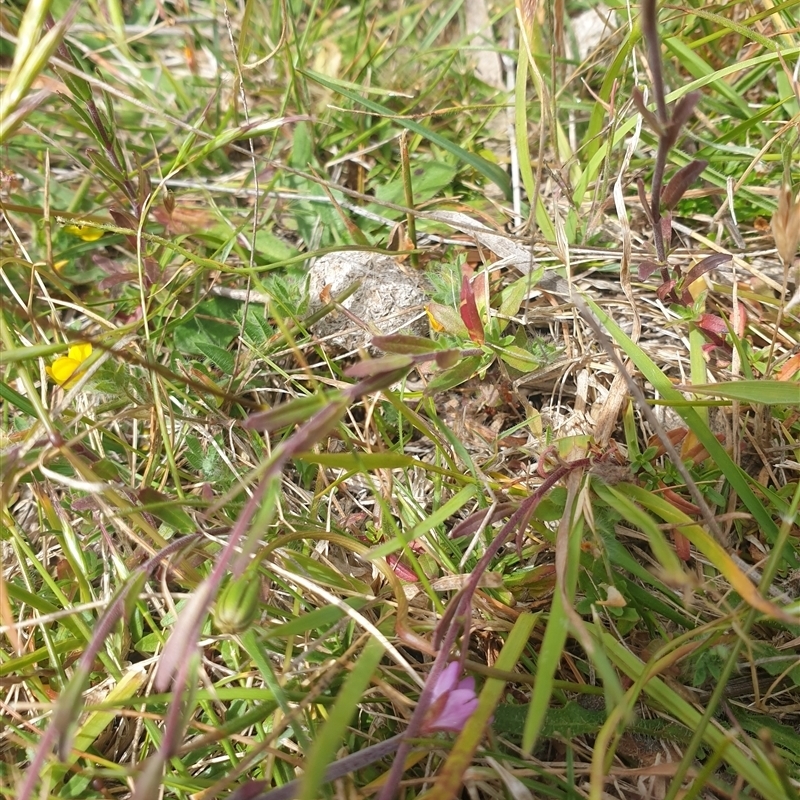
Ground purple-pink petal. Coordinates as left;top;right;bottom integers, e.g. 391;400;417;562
429;662;459;704
431;690;479;731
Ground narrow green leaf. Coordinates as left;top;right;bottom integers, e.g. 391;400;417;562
425;613;539;800
0;380;37;416
138;488;196;534
523;517;583;752
301;70;512;200
423;355;484;395
367;483;479;560
592;481;686;582
583;296;782;552
298;638;385;800
686;380;800;405
0;341;74;365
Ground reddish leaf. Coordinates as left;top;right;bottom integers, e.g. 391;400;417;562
109;208;139;249
109;208;138;229
387;555;418;582
683;253;731;285
637;177;653;225
345;354;414;378
342;367;413;399
665;90;702;149
98;272;138;289
733;302;747;338
152;202;216;235
660;212;672;246
632;87;665;135
696;313;728;336
777;351;800;381
371;334;439;354
449;503;518;539
280;399;349;459
647;427;688;457
459;276;485;345
656;279;677;302
638;259;661;280
672;529;692;561
662;159;708;210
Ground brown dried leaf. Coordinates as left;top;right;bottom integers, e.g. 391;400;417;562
771;185;800;265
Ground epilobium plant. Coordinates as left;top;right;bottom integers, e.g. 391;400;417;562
228;662;480;800
634;0;725;305
420;661;480;734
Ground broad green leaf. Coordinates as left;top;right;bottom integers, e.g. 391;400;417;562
496;344;541;372
374;162;457;206
173;296;240;357
426;302;469;338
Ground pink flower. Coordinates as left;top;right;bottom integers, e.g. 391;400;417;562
421;662;479;734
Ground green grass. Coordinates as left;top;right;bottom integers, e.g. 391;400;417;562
2;1;800;799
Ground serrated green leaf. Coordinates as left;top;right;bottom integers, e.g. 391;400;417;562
197;342;236;375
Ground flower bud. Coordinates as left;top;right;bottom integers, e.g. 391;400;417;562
213;570;262;635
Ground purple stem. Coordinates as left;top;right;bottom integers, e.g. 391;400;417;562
377;459;586;800
228;734;405;800
17;535;202;800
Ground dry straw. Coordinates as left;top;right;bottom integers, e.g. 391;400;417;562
772;184;800;267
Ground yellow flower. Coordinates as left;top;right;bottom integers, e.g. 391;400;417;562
63;223;105;242
46;343;92;388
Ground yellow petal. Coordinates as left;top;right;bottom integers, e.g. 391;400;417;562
425;305;445;333
67;343;92;363
63;223;104;242
49;357;81;386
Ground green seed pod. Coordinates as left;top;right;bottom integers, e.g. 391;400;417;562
213;570;262;634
